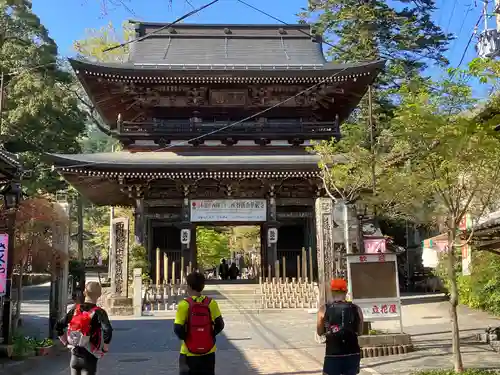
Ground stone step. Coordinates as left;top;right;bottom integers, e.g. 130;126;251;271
109;305;134;316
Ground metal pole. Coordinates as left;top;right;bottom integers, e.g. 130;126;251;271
496;0;500;31
0;71;4;136
108;144;115;275
343;202;351;254
77;195;84;262
2;209;17;346
368;85;375;196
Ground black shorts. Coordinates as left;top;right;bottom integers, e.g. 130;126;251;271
179;353;215;375
323;354;360;375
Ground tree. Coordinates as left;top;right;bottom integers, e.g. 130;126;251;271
377;76;500;372
196;228;230;271
300;0;452;131
0;0;88;194
7;196;69;330
70;22;134;262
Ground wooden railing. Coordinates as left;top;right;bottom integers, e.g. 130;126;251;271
118;119;340;140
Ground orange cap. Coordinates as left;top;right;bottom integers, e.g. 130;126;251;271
330;278;348;292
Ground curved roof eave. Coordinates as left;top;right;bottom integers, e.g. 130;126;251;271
69;58;386;76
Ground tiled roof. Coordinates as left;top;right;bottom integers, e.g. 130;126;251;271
128;23;326;68
47;149;321;170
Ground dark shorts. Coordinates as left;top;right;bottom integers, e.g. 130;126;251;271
70;352;98;375
323;354;361;375
179;353;216;375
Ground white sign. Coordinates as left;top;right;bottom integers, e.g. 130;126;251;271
349;253;396;264
356;300;401;320
268;228;278;245
462;243;471;276
180;229;191;245
190;199;266;222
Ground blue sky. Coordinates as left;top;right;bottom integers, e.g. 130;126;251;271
33;0;490;94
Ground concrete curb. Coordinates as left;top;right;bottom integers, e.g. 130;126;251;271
360;344;414;358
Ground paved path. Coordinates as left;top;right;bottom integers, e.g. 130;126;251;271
9;289;500;375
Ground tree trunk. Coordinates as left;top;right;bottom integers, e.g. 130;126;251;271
447;228;464;373
12;263;23;333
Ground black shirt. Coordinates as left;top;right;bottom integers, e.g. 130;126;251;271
56;302;113;350
324;302;360;356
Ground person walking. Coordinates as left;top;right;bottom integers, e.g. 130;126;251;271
56;281;113;375
174;271;225;375
219;259;229;280
316;278;363;375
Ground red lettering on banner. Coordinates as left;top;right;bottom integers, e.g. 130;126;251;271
378;254;386;262
389;304;397;314
359;255;367;262
372;305;379;314
380;304;388;314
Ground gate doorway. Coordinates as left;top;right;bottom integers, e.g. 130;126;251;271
196;225;261;282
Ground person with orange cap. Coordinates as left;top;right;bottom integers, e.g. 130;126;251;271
316;278;364;375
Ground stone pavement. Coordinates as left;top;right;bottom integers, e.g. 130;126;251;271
8;293;500;375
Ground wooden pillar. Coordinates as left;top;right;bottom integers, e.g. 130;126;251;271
180;184;192;278
134;198;145;246
266;185;278;277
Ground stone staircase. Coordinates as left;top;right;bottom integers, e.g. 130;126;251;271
203;283;265;314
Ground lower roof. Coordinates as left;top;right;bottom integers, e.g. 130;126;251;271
48;149;323;206
48;149;321;173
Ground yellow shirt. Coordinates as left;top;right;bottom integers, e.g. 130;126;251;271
174;295;222;356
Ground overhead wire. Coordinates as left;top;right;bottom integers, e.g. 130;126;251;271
102;0;220;53
457;12;484;66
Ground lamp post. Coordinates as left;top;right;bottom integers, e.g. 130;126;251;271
354;201;367;253
1;181;21;347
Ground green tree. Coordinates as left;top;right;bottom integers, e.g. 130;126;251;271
71;22;134;261
0;0;88;194
377;76;500;372
196;228;230;271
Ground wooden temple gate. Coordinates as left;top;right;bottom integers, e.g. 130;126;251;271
48;22;383;312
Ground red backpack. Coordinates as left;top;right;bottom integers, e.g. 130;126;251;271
66;305;104;358
184;297;214;355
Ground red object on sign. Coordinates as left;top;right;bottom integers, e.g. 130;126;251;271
359;255;367;262
378;254;385;262
389;304;397;313
372;305;379;314
380;304;388;313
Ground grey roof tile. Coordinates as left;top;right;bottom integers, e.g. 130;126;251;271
128;23;326;68
47;149;320;170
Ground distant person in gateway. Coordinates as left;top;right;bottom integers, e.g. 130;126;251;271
316;278;364;375
219;258;229;280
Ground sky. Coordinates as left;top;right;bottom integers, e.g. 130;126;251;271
32;0;492;95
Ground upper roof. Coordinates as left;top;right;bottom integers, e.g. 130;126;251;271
126;22;326;69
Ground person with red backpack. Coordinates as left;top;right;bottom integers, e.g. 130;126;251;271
56;281;113;375
316;278;364;375
174;272;225;375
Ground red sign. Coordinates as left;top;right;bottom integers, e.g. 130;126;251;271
371;303;397;315
378;254;386;262
359;255;367;262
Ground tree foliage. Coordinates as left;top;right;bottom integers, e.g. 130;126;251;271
0;0;88;194
196;228;230;271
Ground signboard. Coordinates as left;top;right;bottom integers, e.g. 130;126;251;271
0;234;9;296
180;229;191;245
190;199;266;222
268;228;278;245
357;300;400;320
347;253;403;330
